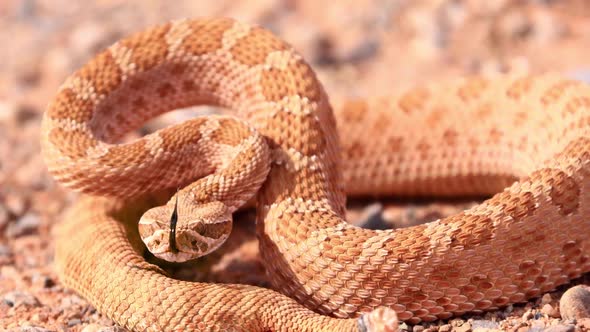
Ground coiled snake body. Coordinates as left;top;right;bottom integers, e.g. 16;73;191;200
41;18;590;331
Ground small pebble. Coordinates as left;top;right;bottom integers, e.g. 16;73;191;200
471;319;500;330
530;320;546;329
412;325;425;332
541;293;553;305
0;244;14;264
522;309;534;321
31;273;55;289
578;318;590;329
56;294;87;314
5;213;40;237
560;285;590;320
504;304;514;314
31;312;48;323
68;318;82;327
0;204;9;230
81;324;103;332
2;290;41;308
98;327;129;332
454;322;472;332
543;325;575;332
4;195;27;216
353;203;386;229
439;324;452;332
541;303;560;318
397;322;409;331
18;327;52;332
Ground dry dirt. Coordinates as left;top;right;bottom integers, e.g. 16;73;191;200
1;1;590;331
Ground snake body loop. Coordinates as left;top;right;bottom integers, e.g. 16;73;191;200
42;18;590;331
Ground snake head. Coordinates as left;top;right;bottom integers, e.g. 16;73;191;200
138;199;232;263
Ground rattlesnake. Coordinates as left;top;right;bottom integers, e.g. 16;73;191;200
41;17;590;331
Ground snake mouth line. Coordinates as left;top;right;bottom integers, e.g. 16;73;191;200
169;195;179;253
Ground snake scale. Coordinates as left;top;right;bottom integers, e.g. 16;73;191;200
40;18;590;331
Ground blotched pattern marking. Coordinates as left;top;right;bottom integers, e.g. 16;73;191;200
120;23;172;72
230;26;289;66
47;88;95;123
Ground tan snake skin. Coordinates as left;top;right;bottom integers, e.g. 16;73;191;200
41;18;590;331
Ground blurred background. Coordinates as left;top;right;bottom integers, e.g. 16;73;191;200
1;0;590;331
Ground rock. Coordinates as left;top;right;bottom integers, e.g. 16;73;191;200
396;322;409;331
541;303;560;318
98;326;129;332
521;309;535;321
58;294;85;310
530;320;546;330
0;244;14;265
543;324;575;332
5;213;39;237
412;325;425;332
2;290;41;308
439;324;452;332
0;204;9;230
560;285;590;320
346;202;382;227
449;318;471;332
4;194;27;217
30;312;48;323
454;322;472;332
81;324;102;332
504;304;514;314
471;319;500;331
0;100;25;124
541;293;553;305
18;327;52;332
578;318;590;329
31;273;55;289
357;203;388;230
